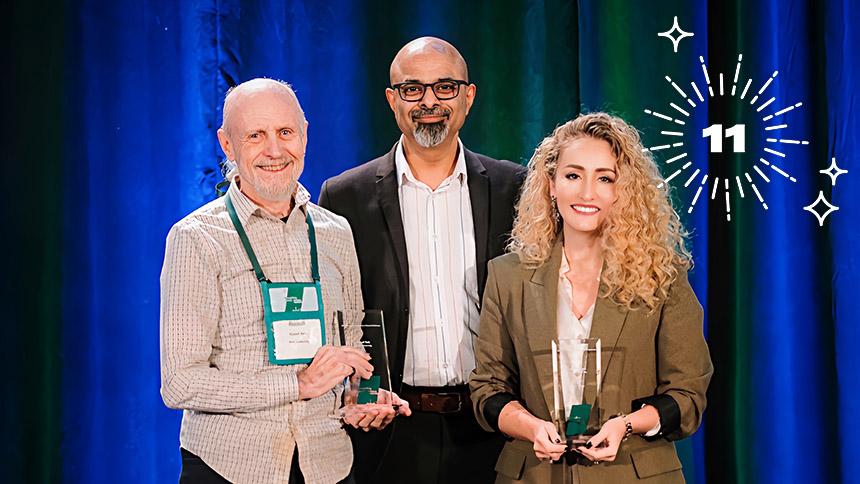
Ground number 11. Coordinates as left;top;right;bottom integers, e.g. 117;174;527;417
702;124;746;153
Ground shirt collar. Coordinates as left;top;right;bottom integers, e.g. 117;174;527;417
394;135;468;188
558;249;598;321
558;248;603;281
226;174;310;222
559;248;571;276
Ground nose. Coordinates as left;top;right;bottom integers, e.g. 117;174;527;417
418;86;441;108
263;133;283;158
578;178;596;201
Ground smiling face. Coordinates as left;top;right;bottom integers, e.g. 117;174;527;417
550;137;619;236
217;81;308;206
385;39;475;148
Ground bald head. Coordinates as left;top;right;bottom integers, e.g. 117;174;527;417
389;37;468;84
221;78;306;136
216;77;309;210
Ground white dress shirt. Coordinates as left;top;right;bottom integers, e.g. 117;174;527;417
396;137;481;386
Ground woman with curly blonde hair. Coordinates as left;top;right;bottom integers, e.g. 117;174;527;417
470;113;712;483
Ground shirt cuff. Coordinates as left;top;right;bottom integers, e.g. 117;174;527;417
632;394;679;440
643;422;661;437
483;393;517;432
266;369;301;406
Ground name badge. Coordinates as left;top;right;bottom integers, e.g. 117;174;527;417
262;281;326;365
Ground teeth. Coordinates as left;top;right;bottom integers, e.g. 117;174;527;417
259;164;287;171
573;205;598;213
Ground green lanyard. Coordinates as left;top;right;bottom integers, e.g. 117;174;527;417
225;194;320;283
225;193;326;365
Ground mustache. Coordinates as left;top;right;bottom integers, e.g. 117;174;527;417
411;107;450;120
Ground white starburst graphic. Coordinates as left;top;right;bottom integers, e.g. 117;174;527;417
645;53;810;221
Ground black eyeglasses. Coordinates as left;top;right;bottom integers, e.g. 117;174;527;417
390;80;470;101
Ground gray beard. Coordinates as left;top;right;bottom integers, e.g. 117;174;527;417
413;122;449;148
256;177;297;202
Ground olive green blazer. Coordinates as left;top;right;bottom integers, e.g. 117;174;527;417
469;243;713;483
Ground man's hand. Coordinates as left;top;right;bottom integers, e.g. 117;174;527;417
297;346;373;400
341;389;411;431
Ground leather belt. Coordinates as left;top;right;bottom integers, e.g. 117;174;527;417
399;384;472;415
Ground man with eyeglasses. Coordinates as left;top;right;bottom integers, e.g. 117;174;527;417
319;37;526;483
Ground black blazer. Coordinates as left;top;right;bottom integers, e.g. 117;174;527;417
319;144;526;391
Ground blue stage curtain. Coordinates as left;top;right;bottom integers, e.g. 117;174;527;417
825;0;860;480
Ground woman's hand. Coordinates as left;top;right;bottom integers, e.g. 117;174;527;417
575;416;627;463
498;400;566;462
531;420;567;462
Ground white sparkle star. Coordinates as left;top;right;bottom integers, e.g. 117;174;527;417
820;157;848;186
658;16;694;53
803;190;839;227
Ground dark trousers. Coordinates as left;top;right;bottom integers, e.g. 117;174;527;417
368;410;505;484
179;448;231;484
179;447;355;484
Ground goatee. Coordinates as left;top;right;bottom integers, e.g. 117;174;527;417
413;121;449;148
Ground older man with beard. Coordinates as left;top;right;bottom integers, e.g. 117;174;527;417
160;78;409;484
319;38;526;483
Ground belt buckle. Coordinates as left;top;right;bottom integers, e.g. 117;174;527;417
436;392;463;414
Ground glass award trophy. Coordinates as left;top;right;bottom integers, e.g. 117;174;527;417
341;309;396;407
330;310;400;423
551;337;602;446
356;309;390;403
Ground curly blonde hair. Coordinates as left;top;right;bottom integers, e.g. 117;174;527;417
508;112;691;311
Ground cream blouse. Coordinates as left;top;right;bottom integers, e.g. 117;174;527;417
556;250;660;436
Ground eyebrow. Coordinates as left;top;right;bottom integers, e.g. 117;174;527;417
243;124;296;135
401;77;458;83
561;163;617;174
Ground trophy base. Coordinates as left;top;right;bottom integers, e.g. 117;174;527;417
565;434;592;448
356;375;381;404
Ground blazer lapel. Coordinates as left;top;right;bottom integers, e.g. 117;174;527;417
465;150;490;298
374;147;410;370
375;147;408;288
524;241;563;419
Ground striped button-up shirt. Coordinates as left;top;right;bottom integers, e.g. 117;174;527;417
160;177;363;483
396;138;481;386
